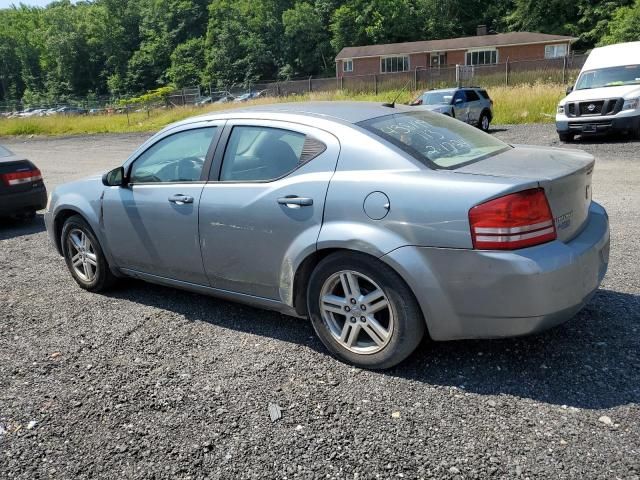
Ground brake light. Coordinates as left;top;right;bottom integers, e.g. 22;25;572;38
1;168;42;186
469;188;556;250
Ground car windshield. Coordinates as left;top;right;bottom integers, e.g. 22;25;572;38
359;110;510;169
575;65;640;90
421;90;455;105
0;145;14;157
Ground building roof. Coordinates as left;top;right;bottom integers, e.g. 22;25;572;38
335;32;577;60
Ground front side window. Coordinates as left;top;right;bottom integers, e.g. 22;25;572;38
358;111;510;169
452;90;466;104
381;56;409;73
575;64;640;90
220;126;309;182
343;59;353;72
545;44;568;59
466;50;497;65
130;127;216;183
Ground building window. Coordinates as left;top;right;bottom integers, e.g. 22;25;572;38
381;56;409;73
466;49;497;66
545;44;568;59
343;59;353;73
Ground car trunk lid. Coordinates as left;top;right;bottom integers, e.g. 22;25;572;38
0;156;42;195
455;145;594;242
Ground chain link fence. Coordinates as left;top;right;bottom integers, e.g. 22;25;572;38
1;54;588;115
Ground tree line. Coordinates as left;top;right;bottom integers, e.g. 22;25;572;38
0;0;639;104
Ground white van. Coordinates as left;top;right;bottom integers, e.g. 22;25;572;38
556;41;640;141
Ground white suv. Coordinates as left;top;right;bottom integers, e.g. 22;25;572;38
556;41;640;142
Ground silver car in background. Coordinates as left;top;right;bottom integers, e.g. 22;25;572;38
411;87;494;131
45;102;609;369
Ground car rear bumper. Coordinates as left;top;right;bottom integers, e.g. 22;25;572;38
382;202;610;341
556;111;640;135
0;186;47;216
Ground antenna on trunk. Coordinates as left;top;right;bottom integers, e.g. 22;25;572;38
382;79;413;108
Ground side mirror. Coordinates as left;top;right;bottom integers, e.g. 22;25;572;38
566;85;573;95
454;98;464;104
102;166;125;187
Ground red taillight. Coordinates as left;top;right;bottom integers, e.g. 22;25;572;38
469;188;557;250
1;168;42;186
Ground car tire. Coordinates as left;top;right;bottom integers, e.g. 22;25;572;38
559;132;575;142
61;215;116;292
478;112;491;131
307;251;425;369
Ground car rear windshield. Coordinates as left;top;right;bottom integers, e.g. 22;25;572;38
358;110;510;169
575;64;640;90
0;145;13;157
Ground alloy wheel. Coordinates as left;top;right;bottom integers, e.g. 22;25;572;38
319;270;395;354
67;228;98;283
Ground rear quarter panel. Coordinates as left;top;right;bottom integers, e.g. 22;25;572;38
319;128;540;254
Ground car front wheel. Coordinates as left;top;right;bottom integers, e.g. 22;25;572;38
307;252;425;369
61;215;115;292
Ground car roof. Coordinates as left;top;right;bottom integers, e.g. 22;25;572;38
174;101;415;127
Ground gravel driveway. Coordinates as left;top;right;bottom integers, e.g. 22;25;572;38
1;125;639;479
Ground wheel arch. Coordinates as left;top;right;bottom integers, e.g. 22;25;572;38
52;207;86;255
481;107;493;121
291;247;431;339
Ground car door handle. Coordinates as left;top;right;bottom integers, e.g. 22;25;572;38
168;194;194;205
277;196;313;207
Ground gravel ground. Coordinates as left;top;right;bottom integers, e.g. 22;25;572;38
1;125;639;479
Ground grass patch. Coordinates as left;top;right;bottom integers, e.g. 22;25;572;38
0;84;565;137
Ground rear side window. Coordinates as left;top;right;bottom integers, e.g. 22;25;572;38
478;89;490;99
220;126;325;182
358;110;510;169
465;89;480;101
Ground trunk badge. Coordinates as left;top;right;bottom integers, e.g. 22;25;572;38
555;211;573;230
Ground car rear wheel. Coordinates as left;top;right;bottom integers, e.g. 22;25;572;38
307;252;425;369
478;112;491;131
61;215;115;292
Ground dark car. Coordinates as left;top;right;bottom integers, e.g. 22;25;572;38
0;145;47;220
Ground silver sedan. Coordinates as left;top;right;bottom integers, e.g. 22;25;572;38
45;102;610;369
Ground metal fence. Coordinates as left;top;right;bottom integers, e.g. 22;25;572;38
1;54;588;114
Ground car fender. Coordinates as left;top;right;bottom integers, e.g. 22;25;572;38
51;192;118;270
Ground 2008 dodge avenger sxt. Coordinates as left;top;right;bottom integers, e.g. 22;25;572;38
45;102;610;369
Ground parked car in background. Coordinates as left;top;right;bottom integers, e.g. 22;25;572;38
214;95;235;104
233;91;267;103
0;145;47;221
196;96;213;106
56;106;87;116
556;41;640;142
45;102;609;369
410;87;494;131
